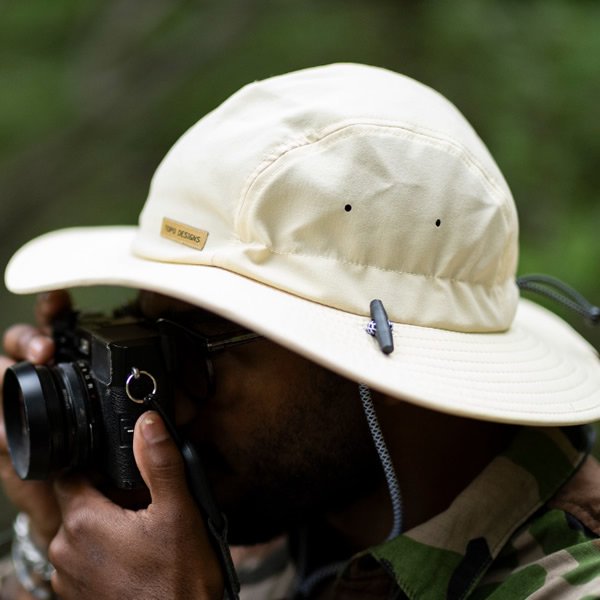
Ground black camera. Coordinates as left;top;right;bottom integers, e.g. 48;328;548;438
3;312;172;489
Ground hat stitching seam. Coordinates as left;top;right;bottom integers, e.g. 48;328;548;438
237;120;512;235
404;344;587;370
406;366;581;386
404;352;555;363
247;242;510;291
412;389;588;407
387;328;527;342
398;391;593;414
405;373;594;402
235;133;314;232
397;349;558;368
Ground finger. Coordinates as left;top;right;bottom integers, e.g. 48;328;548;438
0;417;8;452
3;324;54;363
133;411;189;510
54;476;111;518
0;355;15;373
35;291;72;330
0;355;15;395
0;450;61;543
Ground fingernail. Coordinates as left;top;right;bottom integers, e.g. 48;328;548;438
26;336;47;362
141;413;169;444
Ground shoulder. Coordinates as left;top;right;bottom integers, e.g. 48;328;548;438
473;456;600;599
549;454;600;536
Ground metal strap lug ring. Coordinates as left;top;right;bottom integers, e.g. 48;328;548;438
125;367;158;404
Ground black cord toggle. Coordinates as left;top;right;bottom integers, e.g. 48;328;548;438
367;299;394;354
517;274;600;326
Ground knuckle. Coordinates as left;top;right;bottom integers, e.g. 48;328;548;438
62;508;89;538
1;328;14;354
152;443;184;473
2;325;28;352
142;441;185;488
3;325;34;358
48;533;67;569
2;325;53;364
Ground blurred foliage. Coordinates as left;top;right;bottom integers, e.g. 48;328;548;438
0;0;598;339
0;0;598;529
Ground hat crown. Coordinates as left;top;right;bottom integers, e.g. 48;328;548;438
134;63;519;332
7;63;600;425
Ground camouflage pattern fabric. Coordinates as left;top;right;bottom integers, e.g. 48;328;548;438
362;425;600;599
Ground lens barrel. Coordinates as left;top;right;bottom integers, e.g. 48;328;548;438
3;361;95;480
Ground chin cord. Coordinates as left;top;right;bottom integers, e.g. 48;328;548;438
358;383;404;539
296;383;403;597
517;274;600;325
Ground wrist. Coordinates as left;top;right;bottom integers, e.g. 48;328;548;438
11;514;55;600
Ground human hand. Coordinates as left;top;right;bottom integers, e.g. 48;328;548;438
48;410;224;600
0;291;72;548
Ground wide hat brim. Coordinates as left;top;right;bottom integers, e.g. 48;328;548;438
6;226;600;426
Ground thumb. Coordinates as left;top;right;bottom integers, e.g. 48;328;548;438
133;411;189;509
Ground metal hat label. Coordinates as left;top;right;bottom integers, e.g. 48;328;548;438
161;217;208;250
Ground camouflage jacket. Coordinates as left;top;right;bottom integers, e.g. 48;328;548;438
331;425;600;599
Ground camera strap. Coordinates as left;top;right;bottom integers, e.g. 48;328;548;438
142;393;241;600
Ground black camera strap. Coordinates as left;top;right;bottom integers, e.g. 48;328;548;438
142;393;240;600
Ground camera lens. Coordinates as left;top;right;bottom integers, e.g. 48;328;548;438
3;361;96;480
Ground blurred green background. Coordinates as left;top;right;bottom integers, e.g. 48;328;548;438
0;0;598;545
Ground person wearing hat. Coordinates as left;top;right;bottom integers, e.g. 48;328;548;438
1;63;599;599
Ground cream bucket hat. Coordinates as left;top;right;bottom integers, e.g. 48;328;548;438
5;63;600;425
